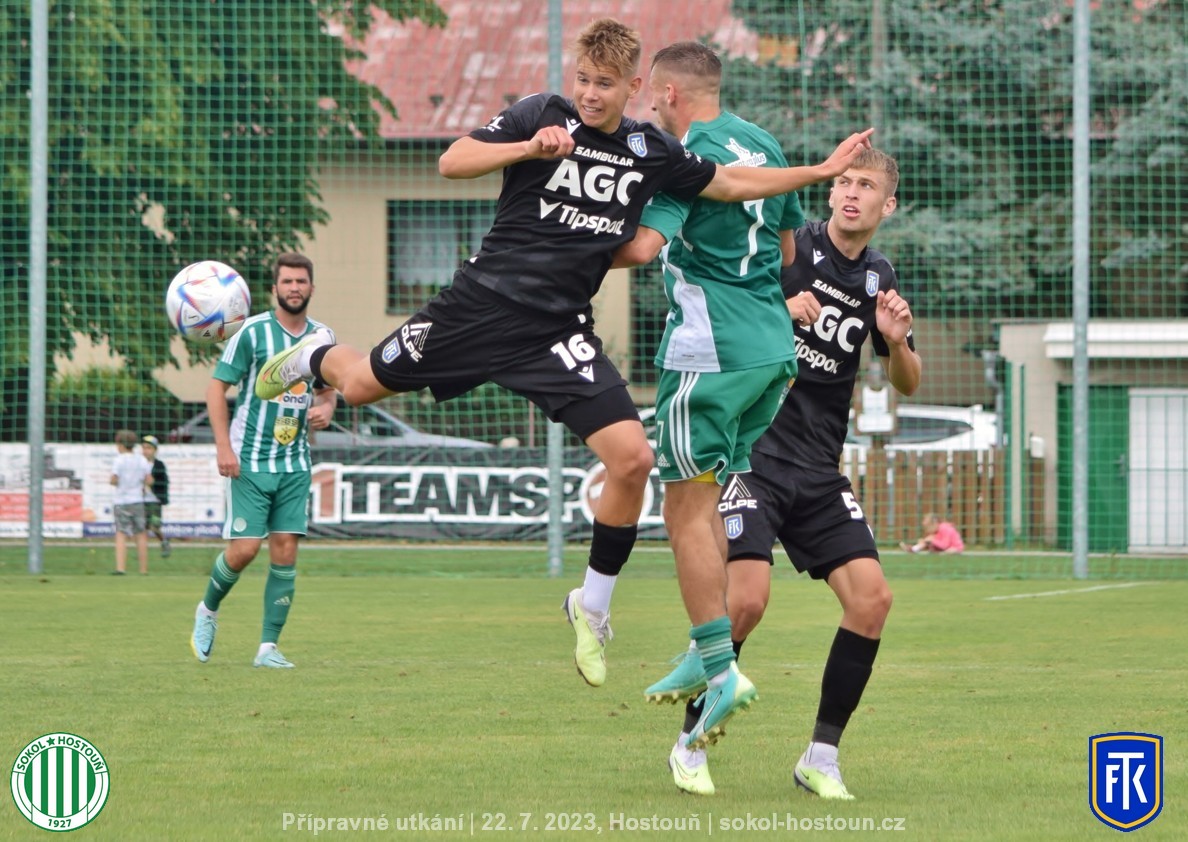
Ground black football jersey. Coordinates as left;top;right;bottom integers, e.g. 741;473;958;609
753;220;915;470
458;94;717;315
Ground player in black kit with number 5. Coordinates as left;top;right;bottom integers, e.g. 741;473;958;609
255;17;874;689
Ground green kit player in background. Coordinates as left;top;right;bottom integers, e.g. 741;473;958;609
190;252;337;668
613;41;825;791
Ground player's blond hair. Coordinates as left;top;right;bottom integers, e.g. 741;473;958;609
849;148;900;196
573;18;641;78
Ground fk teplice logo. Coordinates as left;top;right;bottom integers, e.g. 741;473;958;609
1089;732;1163;832
10;733;110;832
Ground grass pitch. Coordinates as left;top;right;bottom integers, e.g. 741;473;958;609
0;542;1184;840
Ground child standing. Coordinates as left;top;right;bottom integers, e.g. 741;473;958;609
110;429;152;574
141;435;172;557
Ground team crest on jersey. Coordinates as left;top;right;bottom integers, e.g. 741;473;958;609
725;514;744;539
381;338;401;363
273;415;298;446
866;271;880;297
627;132;647;156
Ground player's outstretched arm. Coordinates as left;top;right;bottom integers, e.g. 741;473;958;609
699;129;875;203
439;126;576;179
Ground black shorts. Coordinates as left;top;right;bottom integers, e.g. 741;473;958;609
369;275;637;441
724;451;880;579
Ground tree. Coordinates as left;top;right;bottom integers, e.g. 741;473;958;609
0;0;445;438
723;0;1187;319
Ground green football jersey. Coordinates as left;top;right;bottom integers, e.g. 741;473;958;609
643;112;804;373
213;311;328;473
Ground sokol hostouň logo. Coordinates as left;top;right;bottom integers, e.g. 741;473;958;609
10;733;109;832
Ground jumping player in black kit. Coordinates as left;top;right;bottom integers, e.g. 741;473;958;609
255;18;874;690
648;148;919;798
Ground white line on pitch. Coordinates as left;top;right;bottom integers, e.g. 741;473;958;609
985;582;1157;601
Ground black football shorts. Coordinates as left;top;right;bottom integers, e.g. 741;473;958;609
724;451;880;579
369;275;637;440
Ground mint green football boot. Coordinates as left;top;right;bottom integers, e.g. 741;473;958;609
644;647;707;703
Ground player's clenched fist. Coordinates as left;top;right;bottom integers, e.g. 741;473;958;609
525;125;576;160
788;290;823;328
875;289;913;344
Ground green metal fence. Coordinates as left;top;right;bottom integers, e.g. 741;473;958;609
3;0;1185;575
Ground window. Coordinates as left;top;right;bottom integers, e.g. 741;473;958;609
386;200;496;313
893;416;973;445
845;412;977;447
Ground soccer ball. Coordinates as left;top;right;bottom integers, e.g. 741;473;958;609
165;260;251;344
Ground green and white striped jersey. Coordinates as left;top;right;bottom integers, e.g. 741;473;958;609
642;111;804;373
213;311;329;473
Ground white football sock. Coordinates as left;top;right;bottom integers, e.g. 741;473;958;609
580;568;616;616
803;741;840;767
296;328;334;375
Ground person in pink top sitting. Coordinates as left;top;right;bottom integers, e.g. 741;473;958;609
901;513;965;553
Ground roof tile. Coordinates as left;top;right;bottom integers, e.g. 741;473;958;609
347;0;758;138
